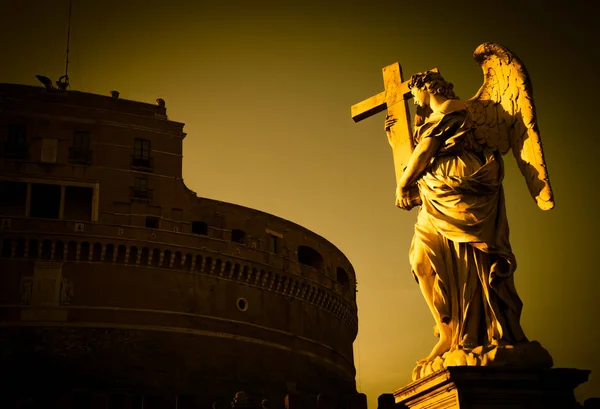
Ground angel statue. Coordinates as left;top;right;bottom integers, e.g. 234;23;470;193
385;42;555;380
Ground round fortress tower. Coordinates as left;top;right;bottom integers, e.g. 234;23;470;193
0;83;358;408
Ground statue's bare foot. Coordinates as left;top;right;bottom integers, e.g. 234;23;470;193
419;336;451;363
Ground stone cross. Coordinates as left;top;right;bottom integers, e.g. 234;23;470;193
351;63;438;187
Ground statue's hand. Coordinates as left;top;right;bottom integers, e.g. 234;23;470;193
384;114;397;132
396;185;414;211
385;115;398;147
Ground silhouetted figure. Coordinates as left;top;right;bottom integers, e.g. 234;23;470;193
377;394;395;409
261;399;270;409
316;394;332;409
350;393;367;409
232;391;250;409
156;98;167;117
285;393;309;409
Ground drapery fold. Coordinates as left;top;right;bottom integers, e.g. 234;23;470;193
409;109;527;348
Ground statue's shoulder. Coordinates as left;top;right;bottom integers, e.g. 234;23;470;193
439;99;467;115
424;100;468;125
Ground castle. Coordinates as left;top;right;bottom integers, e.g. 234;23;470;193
0;82;359;409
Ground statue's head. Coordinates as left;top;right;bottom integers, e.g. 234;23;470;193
408;71;458;107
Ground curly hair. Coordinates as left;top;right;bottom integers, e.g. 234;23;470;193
408;71;459;100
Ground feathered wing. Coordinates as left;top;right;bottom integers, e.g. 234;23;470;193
465;42;554;210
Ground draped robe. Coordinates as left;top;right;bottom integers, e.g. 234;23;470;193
409;104;527;349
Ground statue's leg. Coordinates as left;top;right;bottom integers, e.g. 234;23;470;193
410;223;453;362
413;262;452;362
461;279;483;348
459;245;486;348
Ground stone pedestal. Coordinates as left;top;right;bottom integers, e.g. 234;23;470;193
393;367;590;409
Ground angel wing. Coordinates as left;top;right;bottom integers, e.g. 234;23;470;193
465;42;554;211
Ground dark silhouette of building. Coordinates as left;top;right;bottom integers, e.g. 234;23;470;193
0;83;358;409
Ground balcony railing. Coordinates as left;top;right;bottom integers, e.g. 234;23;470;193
3;140;29;159
130;186;153;201
69;148;93;164
131;156;154;172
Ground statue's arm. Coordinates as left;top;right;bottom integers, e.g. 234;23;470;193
396;137;442;210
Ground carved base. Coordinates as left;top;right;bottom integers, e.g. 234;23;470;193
394;367;590;409
412;340;553;381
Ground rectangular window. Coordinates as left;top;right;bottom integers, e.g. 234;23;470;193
0;181;27;216
70;131;92;163
73;131;91;151
131;177;151;200
268;234;279;254
30;183;61;219
134;177;147;192
133;139;152;169
7;123;26;144
134;139;150;160
145;216;159;229
63;186;93;221
192;221;208;235
4;123;28;158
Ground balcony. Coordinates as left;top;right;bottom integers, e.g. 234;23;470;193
130;186;153;201
131;156;154;172
69;148;93;164
2;140;29;159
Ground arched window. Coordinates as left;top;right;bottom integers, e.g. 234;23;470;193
231;229;246;244
104;244;115;263
336;267;350;287
116;245;127;264
92;243;102;262
174;252;183;269
129;247;139;265
140;248;150;265
191;221;208;235
41;240;52;260
80;242;90;261
183;254;192;270
162;250;172;268
151;248;161;266
54;241;65;261
67;241;77;260
297;246;324;270
15;238;26;258
1;238;11;258
194;255;203;272
28;239;39;259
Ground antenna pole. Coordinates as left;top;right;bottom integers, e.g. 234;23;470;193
64;0;72;81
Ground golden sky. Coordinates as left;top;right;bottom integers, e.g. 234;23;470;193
1;0;599;403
